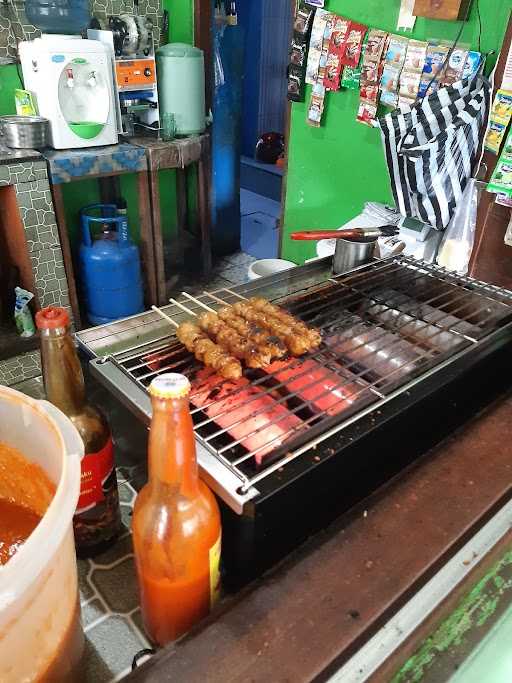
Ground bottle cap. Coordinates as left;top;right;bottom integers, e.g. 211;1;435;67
35;307;70;330
149;373;191;399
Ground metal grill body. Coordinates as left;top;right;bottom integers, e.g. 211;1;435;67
78;257;512;585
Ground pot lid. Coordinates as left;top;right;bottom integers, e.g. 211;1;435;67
156;42;203;59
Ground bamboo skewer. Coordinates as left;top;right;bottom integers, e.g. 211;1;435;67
151;305;178;328
181;291;216;313
169;297;197;317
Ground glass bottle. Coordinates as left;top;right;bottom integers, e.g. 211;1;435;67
133;374;222;646
226;1;238;25
36;306;121;557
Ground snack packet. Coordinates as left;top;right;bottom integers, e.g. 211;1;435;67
307;81;327;127
488;160;512;196
341;33;368;90
380;65;401;107
287;1;316;102
485;120;508;154
323;16;349;90
14;287;36;338
442;48;468;85
341;22;367;69
463;51;481;79
357;29;388;125
306;9;331;84
385;34;409;68
491;90;512;125
419;43;449;97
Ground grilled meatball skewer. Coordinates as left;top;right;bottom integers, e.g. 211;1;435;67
177;321;242;380
197;312;271;368
232;302;311;356
217;307;287;359
249;297;322;348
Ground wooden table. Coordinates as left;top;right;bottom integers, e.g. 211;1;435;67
127;381;512;682
131;134;212;305
44;144;155;329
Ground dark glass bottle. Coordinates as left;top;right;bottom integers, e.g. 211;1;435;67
36;306;121;556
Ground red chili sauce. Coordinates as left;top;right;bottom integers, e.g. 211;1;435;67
0;441;55;566
0;499;42;565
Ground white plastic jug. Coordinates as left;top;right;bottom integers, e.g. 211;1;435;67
0;385;84;682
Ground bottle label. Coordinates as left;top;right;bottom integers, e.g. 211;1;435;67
76;437;115;515
209;534;222;607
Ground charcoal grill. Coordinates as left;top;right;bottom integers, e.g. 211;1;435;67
77;256;512;586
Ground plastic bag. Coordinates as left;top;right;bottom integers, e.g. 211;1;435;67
437;178;479;275
379;75;491;230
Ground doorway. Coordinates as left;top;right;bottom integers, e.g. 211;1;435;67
195;0;293;272
237;0;292;261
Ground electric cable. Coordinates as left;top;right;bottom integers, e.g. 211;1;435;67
421;0;475;101
476;0;482;54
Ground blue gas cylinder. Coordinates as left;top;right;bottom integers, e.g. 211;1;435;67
79;204;144;326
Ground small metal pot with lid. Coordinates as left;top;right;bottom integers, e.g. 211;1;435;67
291;227;399;274
0;115;50;149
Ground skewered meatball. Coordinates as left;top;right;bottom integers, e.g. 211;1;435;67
176;322;242;379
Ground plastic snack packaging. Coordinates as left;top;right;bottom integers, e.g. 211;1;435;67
14;287;36;338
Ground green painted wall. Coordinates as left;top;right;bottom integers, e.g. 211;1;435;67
282;0;512;264
0;64;21;116
167;0;194;44
0;0;194;252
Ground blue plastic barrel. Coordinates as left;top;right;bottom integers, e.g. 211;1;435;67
25;0;91;34
211;23;245;256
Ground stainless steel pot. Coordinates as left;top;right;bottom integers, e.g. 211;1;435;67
290;227;397;275
333;237;377;274
0;116;49;149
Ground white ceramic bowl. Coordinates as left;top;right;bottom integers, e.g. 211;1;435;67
248;259;297;281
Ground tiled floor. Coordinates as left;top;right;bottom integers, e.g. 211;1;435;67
7;251;260;682
168;250;258;300
79;480;149;682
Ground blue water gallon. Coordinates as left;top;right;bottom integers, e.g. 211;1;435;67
25;0;91;34
79;205;144;326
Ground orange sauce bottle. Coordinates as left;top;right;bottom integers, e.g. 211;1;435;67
132;374;222;646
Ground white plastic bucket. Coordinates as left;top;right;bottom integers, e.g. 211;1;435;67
248;258;297;281
0;385;84;682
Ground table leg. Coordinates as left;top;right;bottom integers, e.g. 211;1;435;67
137;171;158;307
175;168;188;266
51;184;82;329
148;165;167;306
98;176;119;205
197;150;212;278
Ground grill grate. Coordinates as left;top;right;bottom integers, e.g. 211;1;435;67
107;257;512;492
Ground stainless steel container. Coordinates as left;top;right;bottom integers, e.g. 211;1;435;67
333;237;377;275
0;116;49;149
